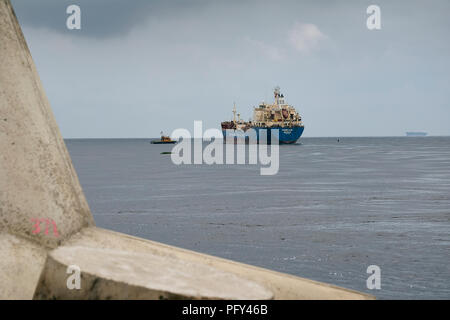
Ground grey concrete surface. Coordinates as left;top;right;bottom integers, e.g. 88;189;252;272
34;244;274;300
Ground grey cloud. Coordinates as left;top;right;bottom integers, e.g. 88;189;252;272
11;0;208;37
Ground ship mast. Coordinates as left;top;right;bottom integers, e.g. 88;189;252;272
232;102;237;123
274;86;281;106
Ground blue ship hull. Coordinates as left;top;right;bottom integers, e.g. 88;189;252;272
222;126;304;144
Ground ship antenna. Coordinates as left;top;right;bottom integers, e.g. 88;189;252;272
274;86;281;106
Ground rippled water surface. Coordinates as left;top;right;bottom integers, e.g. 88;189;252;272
66;137;450;299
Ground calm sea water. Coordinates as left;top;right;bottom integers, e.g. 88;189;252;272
66;137;450;299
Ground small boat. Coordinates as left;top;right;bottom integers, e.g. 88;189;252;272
151;132;177;144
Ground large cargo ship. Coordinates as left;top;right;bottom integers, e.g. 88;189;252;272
406;132;427;137
221;87;304;144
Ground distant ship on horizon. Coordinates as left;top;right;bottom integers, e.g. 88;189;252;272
406;132;428;137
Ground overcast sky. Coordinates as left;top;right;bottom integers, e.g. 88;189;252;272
11;0;450;138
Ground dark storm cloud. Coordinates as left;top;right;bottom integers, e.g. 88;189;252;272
10;0;208;37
